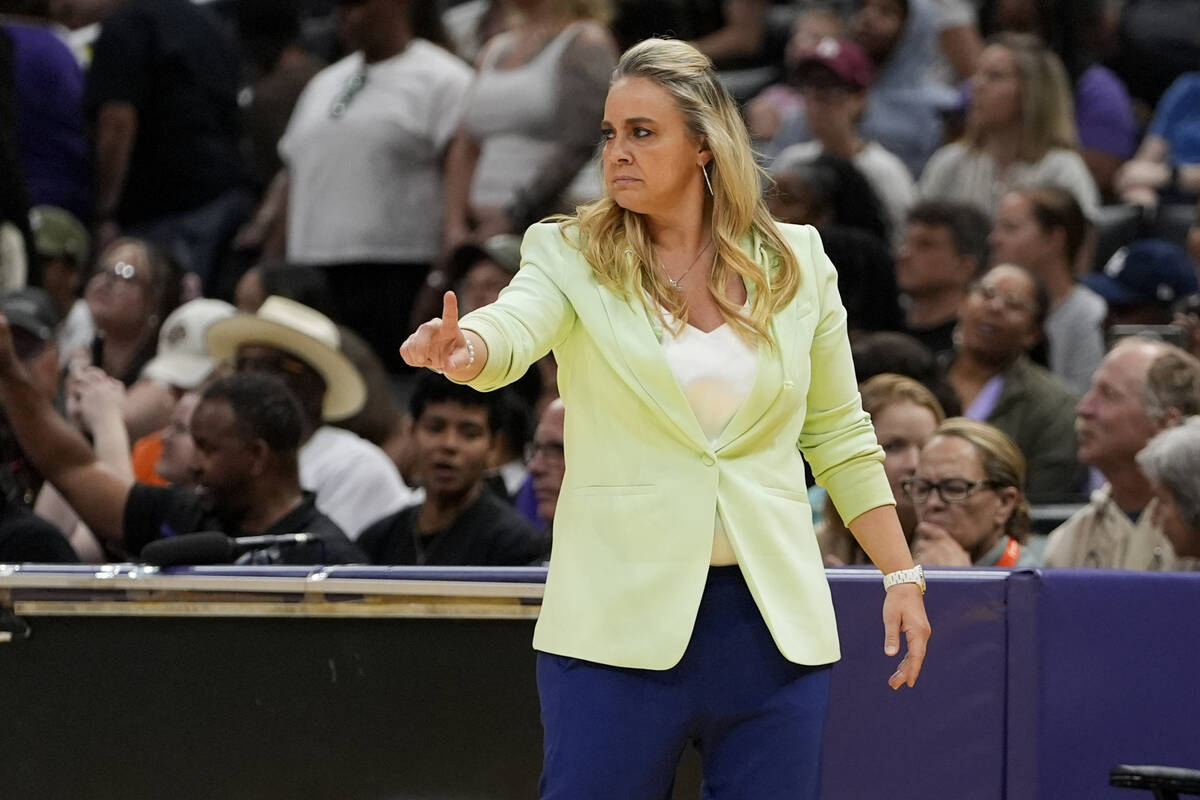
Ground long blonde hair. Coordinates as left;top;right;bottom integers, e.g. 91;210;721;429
964;33;1079;163
558;38;801;345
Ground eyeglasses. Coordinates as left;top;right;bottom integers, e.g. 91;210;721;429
529;441;565;464
970;282;1035;315
901;477;1005;504
329;67;367;118
92;260;143;284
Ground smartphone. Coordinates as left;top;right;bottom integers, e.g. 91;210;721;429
1107;323;1189;349
90;330;105;367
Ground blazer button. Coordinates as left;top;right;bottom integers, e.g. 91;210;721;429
701;454;716;466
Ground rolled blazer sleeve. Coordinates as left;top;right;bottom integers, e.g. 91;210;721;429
794;229;895;524
457;224;578;392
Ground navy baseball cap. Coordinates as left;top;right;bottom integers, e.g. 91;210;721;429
1083;239;1199;307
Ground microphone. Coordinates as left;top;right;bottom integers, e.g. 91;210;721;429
141;532;317;566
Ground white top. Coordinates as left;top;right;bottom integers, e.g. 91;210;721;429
660;312;757;564
299;425;419;539
774;140;916;251
463;23;599;210
280;41;472;264
919;141;1101;220
659;314;758;442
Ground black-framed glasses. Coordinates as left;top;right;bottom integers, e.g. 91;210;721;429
901;477;1005;504
329;67;367;119
529;440;565;464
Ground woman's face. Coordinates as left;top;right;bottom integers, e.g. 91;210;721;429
914;435;1016;556
601;76;709;218
969;45;1022;132
85;241;154;332
874;399;941;511
851;0;905;64
800;81;867;141
157;391;201;486
957;264;1041;364
1150;480;1199;559
989;193;1059;271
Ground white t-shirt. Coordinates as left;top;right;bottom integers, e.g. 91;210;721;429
919;142;1101;221
280;41;471;264
299;425;418;539
774;140;916;251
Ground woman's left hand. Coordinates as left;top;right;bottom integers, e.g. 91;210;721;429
912;521;972;567
883;583;930;690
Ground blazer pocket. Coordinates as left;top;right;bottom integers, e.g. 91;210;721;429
573;484;656;496
763;486;811;504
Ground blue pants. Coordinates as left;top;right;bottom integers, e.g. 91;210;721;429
537;566;832;799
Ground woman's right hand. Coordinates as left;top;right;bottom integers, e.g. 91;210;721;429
400;292;477;377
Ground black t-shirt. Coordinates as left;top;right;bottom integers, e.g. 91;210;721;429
904;317;958;362
123;485;364;565
358;490;549;567
84;0;243;224
0;506;78;563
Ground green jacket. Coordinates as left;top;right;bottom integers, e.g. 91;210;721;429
987;356;1086;501
460;222;894;669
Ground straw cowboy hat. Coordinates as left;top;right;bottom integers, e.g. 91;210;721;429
207;295;366;421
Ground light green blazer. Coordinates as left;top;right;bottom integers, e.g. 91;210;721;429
460;221;894;670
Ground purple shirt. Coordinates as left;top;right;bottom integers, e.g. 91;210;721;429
1075;65;1137;160
3;23;91;221
964;374;1006;421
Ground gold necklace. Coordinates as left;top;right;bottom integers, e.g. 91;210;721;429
661;240;714;291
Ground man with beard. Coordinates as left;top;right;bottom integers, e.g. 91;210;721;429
0;311;361;564
357;373;547;566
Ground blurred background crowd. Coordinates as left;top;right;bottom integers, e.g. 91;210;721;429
1;0;1200;571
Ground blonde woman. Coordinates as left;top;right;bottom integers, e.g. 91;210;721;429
919;33;1100;220
404;38;930;797
906;417;1040;567
819;373;946;565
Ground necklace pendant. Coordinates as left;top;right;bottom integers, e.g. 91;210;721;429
669;278;682;290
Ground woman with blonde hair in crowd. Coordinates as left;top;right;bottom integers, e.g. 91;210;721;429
441;0;618;254
919;32;1099;220
819;373;946;565
404;37;929;798
906;417;1041;567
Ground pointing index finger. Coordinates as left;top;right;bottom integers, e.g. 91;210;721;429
442;291;461;333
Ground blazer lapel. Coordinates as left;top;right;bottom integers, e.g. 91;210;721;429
714;308;787;452
594;284;710;449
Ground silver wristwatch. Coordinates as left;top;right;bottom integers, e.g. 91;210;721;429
882;565;926;595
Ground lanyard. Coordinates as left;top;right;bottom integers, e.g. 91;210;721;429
996;537;1021;568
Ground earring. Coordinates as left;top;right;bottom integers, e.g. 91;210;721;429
702;163;713;196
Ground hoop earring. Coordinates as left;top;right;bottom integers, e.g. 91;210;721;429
702;163;713;196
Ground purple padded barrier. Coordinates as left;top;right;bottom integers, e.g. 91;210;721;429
823;567;1012;800
1006;569;1200;799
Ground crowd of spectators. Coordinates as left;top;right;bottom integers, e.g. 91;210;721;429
1;0;1200;572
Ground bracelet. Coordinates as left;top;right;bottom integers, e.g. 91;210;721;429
464;335;476;369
